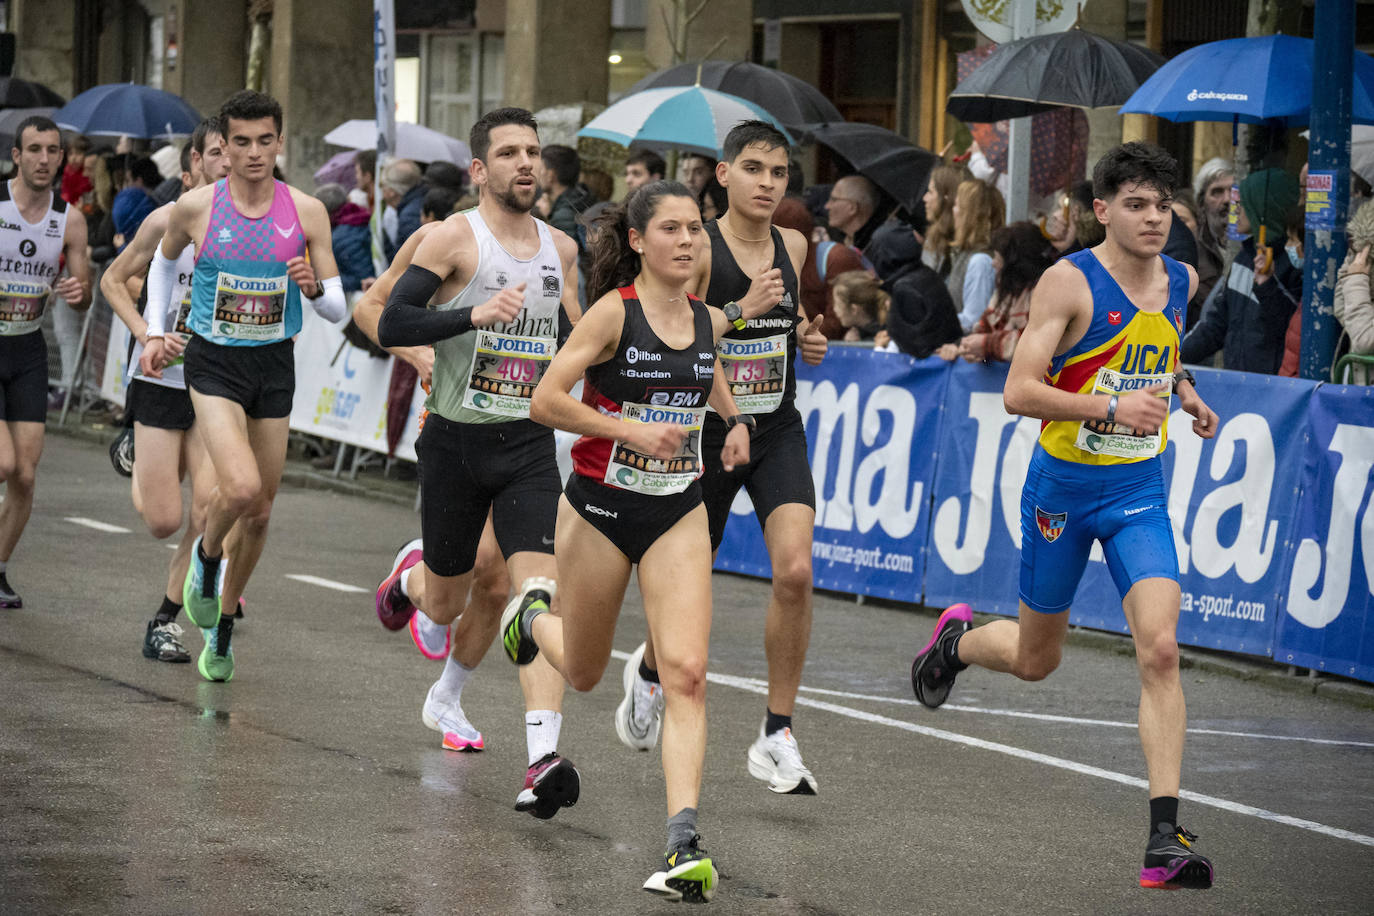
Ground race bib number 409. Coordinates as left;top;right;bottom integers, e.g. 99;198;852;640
0;278;49;336
606;401;704;495
463;330;555;417
1075;366;1170;458
718;334;786;413
214;271;287;342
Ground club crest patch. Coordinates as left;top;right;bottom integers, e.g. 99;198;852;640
1036;506;1067;543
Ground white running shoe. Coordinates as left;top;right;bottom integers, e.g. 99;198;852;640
614;642;664;751
408;608;450;661
421;683;484;751
747;722;818;795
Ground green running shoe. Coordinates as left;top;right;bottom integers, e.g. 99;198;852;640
182;536;222;628
498;577;554;665
198;617;235;682
643;834;718;903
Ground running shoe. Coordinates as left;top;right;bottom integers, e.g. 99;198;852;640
615;642;664;752
910;603;973;708
375;538;423;631
409;610;450;661
420;682;484;751
643;834;718;903
747;723;818;795
498;577;555;665
0;572;21;609
1140;825;1214;890
109;427;134;477
182;536;222;628
143;619;191;663
233;596;246;620
514;752;580;820
197;616;235;682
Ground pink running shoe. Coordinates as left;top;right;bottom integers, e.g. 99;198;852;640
376;538;423;631
910;603;973;708
409;608;451;661
514;752;580;819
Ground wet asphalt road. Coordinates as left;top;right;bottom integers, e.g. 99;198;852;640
2;434;1372;915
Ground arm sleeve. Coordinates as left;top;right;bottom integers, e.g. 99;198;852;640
309;275;347;323
376;264;476;348
143;247;179;338
958;253;994;333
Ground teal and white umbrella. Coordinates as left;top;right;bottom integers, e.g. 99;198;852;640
577;85;792;158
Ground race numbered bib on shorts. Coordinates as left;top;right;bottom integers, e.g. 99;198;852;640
213;271;287;342
462;330;555;417
717;334;786;413
0;278;49;336
606;401;704;495
1074;367;1170;459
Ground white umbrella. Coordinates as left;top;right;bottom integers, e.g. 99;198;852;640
324;119;471;167
1300;124;1374;188
578;85;792;158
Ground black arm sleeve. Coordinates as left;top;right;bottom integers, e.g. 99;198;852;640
377;265;475;347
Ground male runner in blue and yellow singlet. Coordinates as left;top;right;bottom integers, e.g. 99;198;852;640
909;143;1220;890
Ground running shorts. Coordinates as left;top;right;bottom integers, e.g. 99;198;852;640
565;472;703;565
184;335;295;420
1019;445;1179;614
416;413;560;577
128;378;194;431
701;406;815;550
0;332;48;423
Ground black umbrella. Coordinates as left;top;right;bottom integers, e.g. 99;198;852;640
628;60;842;128
947;29;1165;122
0;77;65;109
795;122;937;215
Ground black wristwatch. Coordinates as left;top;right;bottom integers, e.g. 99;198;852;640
722;300;747;330
724;412;757;434
1173;367;1196;393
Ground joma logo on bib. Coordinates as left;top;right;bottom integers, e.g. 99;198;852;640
719;338;785;358
219;274;287;296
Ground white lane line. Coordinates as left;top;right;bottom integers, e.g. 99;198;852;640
64;517;132;534
610;650;1374;848
284;574;368;594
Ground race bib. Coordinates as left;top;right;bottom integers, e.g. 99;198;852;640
462;330;555;417
717;333;787;413
0;278;49;336
605;401;705;495
1074;367;1170;458
213;271;287;342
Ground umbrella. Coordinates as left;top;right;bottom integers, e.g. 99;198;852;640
794;122;937;215
627;60;841;128
0;107;56;150
1120;34;1374;126
577;85;792;159
947;29;1165;122
323;119;471;166
313;149;359;188
52;83;200;138
0;77;64;109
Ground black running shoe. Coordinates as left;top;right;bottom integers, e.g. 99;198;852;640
910;603;973;708
643;834;718;903
143;619;191;663
514;752;580;820
1140;825;1214;889
0;572;21;609
109;427;134;478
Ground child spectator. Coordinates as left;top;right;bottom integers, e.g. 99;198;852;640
831;270;890;343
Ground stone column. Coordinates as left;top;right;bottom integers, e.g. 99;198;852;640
644;0;752;72
161;0;249;120
11;0;78;100
505;0;612;112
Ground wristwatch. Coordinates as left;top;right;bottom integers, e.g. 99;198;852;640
1173;367;1196;393
722;300;747;330
1106;394;1119;424
724;412;757;434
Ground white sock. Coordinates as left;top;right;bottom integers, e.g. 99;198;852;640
525;710;562;766
0;561;7;574
399;565;416;599
433;656;474;702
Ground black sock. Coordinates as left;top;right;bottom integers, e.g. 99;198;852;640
943;630;969;672
638;657;660;684
154;597;181;625
197;541;222;567
1150;796;1179;836
667;806;698;850
764;709;792;736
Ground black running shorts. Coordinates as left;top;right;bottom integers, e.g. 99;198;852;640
565;473;703;565
700;407;815;550
128;378;195;431
184;335;295;419
0;332;49;423
416;413;560;577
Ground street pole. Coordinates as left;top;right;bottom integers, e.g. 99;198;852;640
1005;0;1035;222
1301;0;1353;381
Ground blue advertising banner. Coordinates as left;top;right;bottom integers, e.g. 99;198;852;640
714;347;948;601
1275;383;1374;681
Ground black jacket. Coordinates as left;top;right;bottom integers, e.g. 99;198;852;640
1181;238;1302;374
869;228;961;359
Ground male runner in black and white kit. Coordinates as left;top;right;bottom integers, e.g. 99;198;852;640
616;122;829;795
102;120;230;662
0;116;90;608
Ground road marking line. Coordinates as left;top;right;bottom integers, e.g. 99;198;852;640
610;649;1374;848
64;517;132;534
284;574;368;594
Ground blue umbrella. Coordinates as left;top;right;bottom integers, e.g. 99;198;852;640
1120;34;1374;126
578;85;792;158
52;83;201;139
